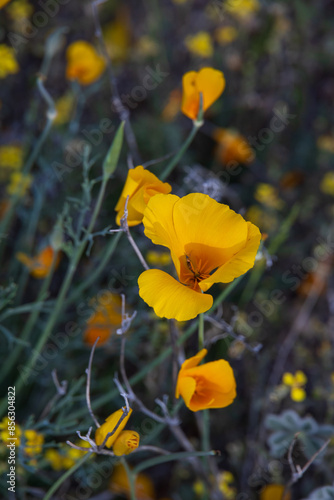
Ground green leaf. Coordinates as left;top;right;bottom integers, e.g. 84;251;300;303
305;486;334;500
102;121;125;180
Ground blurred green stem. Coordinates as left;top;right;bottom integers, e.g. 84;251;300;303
133;450;216;474
121;457;137;500
198;313;204;350
43;451;93;500
160;120;203;181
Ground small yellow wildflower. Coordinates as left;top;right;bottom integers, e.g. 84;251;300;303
161;89;182;122
16;245;61;279
7;0;33;21
104;7;131;63
193;479;205;496
225;0;260;20
135;35;160;59
45;441;91;470
218;471;236;499
320;172;334;196
185;32;214;58
246;205;278;233
0;44;19;79
66;41;106;86
146;250;171;266
0;144;23;180
0;417;22;445
317;134;334;154
215;26;238;45
24;429;44;456
254;183;284;210
54;92;75;126
7;172;32;196
0;0;12;9
282;371;307;402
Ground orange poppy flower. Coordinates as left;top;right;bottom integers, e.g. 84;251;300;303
95;407;132;449
260;484;291;500
16;246;60;279
181;67;225;121
109;463;156;500
83;292;122;346
115;165;172;227
138;193;261;321
213;128;254;165
66;41;106;86
112;430;140;456
175;349;236;411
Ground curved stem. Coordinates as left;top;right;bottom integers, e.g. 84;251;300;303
198;313;204;351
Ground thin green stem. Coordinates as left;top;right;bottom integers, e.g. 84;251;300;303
43;451;93;500
160;121;202;181
198;313;204;351
121;457;137;500
0;253;58;387
133;450;216;474
67;231;122;305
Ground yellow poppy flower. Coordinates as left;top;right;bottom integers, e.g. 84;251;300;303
23;429;44;456
66;41;106;86
175;349;236;411
16;245;61;279
112;430;140;456
260;484;291;500
83;292;123;346
213;128;254;165
115;165;172;227
95;407;132;449
181;67;225;121
0;44;19;78
109;463;156;500
138;193;261;321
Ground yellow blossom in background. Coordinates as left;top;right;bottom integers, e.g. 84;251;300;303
181;67;225;121
172;0;189;4
161;89;182;122
138;193;261;321
54;92;75;125
282;371;307;402
218;471;236;499
112;430;140;456
23;429;44;456
115;165;172;227
45;449;64;471
225;0;260;20
215;26;238;45
185;31;214;58
254;183;284;210
7;0;33;21
109;463;156;500
0;144;23;180
95;407;132;449
0;0;11;9
146;250;171;267
45;441;91;470
317;134;334;154
320;172;334;196
66;41;106;86
176;349;236;411
83;292;123;346
0;417;22;445
0;44;19;78
214;128;255;165
16;245;61;279
260;484;291;500
104;7;131;63
7;172;32;196
246;205;278;233
134;35;160;59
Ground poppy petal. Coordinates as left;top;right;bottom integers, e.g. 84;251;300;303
138;269;213;321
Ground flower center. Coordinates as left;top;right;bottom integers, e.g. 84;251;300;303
180;254;212;291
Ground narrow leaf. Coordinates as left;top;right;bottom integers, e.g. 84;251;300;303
103;121;125;180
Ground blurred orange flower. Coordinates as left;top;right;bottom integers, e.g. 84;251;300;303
260;484;290;500
138;193;261;321
109;463;156;500
95;407;132;449
16;246;60;279
115;165;172;227
0;1;11;10
83;292;122;346
181;67;225;121
66;41;106;86
175;348;236;411
214;128;254;165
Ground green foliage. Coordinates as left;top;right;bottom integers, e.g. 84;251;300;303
265;410;334;459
